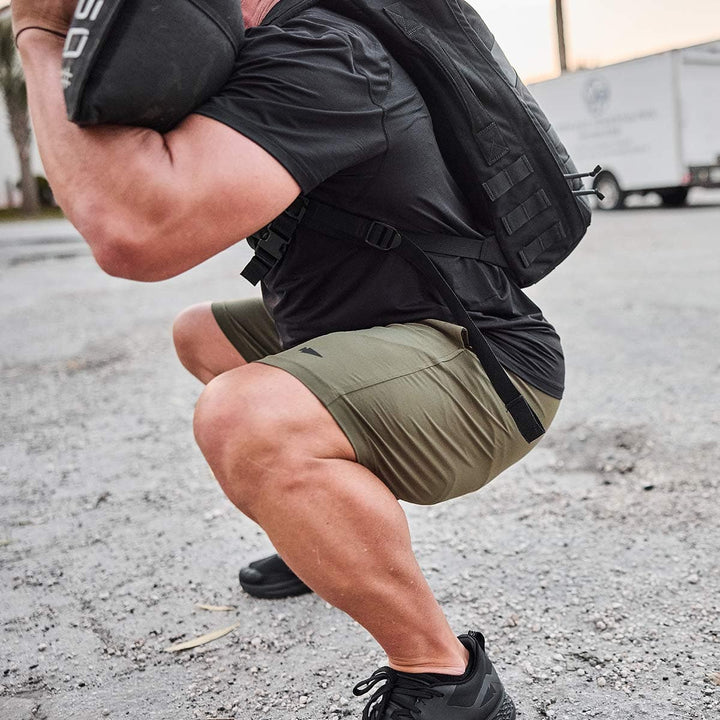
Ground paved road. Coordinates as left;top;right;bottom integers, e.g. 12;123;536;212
1;194;719;720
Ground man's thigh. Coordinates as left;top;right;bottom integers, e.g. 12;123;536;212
211;298;282;361
255;320;560;505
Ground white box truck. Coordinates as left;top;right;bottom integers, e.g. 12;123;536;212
529;40;720;209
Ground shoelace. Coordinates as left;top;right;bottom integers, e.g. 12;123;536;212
353;667;443;720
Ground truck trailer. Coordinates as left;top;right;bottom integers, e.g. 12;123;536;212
530;41;720;209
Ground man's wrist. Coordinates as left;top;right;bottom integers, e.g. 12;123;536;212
11;0;75;47
15;25;67;46
16;26;66;48
15;26;66;68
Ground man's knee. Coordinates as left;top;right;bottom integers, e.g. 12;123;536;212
194;370;302;510
194;371;274;465
193;364;355;511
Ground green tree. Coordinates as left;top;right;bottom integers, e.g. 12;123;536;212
0;18;41;213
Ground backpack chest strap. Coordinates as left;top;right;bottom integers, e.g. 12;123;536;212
243;198;509;285
300;200;508;267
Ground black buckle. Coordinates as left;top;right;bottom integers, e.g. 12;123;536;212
365;221;402;250
248;226;288;262
241;198;308;286
242;226;290;285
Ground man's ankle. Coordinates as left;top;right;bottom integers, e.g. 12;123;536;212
387;641;470;676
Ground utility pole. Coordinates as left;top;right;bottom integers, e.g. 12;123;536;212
555;0;568;73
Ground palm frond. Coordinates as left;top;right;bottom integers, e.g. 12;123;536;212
0;17;28;114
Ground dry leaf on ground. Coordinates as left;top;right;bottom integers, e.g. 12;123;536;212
164;621;242;653
195;604;236;612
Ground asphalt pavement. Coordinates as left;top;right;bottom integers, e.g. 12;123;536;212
1;191;719;719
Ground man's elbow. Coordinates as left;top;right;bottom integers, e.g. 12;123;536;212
75;210;168;282
91;235;154;280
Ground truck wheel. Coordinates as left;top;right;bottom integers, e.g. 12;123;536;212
594;172;625;210
659;187;689;207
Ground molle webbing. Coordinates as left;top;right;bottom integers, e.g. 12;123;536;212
482;156;534;201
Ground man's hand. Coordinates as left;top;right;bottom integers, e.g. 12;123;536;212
11;0;77;44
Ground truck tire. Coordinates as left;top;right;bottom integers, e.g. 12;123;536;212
594;172;625;210
659;187;689;207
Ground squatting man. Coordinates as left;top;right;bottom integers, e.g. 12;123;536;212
13;0;566;717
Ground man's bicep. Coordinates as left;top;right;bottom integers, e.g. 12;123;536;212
165;113;302;243
122;114;301;280
116;115;300;280
85;113;301;282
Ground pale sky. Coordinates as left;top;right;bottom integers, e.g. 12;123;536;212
469;0;720;82
1;0;719;82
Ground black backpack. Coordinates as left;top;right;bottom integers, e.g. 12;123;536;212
243;0;600;443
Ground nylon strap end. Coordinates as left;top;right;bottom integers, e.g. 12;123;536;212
240;256;271;286
506;396;545;443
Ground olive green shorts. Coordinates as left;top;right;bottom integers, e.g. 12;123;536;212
212;298;560;505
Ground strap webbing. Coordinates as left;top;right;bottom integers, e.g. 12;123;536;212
501;189;550;234
482;155;533;201
476;122;510;166
391;238;545;442
302;201;509;267
240;197;545;443
518;222;565;269
299;200;546;443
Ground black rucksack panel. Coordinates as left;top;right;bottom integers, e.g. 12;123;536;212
321;0;592;287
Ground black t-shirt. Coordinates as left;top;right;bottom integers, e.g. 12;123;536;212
197;6;565;398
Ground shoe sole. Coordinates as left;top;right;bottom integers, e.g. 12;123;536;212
490;693;516;720
238;576;313;599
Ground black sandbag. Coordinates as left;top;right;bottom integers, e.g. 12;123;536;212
62;0;245;132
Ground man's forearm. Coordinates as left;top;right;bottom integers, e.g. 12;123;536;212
17;29;301;281
18;30;178;276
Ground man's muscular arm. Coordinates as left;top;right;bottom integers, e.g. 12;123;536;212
17;31;301;281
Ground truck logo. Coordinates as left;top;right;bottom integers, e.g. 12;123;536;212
583;76;611;116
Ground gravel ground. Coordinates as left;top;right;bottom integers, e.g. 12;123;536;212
1;193;719;719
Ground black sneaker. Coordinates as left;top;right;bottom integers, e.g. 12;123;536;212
238;553;313;599
353;631;515;720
